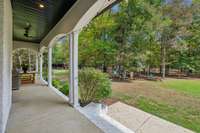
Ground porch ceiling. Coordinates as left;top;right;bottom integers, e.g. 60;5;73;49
12;0;76;43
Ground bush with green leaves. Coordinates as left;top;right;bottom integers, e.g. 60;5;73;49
59;82;69;96
79;68;111;104
52;80;69;96
52;80;62;89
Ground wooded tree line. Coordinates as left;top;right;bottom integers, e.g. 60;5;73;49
51;0;200;78
77;0;200;78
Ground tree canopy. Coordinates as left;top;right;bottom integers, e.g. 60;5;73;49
52;0;200;77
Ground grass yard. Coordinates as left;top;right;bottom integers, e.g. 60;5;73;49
51;69;200;132
162;79;200;97
52;69;69;81
111;79;200;133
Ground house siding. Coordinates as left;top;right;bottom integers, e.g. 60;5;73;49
0;0;13;133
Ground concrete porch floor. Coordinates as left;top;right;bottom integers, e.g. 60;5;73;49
6;81;103;133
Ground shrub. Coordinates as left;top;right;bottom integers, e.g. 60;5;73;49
59;82;69;96
79;68;112;105
52;80;69;96
52;80;62;89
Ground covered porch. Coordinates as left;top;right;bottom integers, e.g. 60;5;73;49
0;0;121;133
6;80;102;133
7;78;104;133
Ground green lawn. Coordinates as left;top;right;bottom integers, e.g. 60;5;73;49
111;79;200;133
162;79;200;97
52;69;69;81
53;69;68;76
50;69;200;132
136;97;200;133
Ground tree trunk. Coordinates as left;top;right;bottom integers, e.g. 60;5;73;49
147;65;151;76
161;44;166;78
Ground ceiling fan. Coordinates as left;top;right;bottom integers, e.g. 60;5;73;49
24;22;34;38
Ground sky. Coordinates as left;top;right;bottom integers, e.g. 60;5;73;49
166;0;192;5
111;4;119;13
111;0;193;12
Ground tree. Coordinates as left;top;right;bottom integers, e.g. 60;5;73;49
159;0;193;78
79;11;117;70
51;0;200;78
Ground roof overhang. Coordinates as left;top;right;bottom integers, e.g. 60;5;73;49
40;0;118;48
13;41;39;52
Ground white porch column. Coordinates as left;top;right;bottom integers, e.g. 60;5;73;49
35;53;39;74
69;33;74;105
28;49;31;71
48;47;52;87
69;31;79;107
39;52;43;80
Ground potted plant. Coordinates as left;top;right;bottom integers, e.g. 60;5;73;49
21;64;29;73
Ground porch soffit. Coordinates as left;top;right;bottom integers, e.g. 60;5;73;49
13;41;39;52
12;0;76;43
40;0;119;48
12;0;119;49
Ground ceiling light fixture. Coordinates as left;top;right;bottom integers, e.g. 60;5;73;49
39;4;44;8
